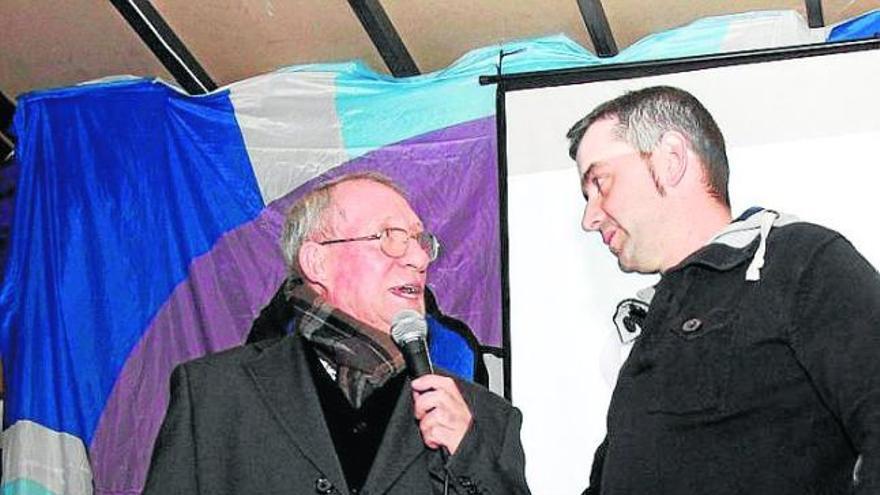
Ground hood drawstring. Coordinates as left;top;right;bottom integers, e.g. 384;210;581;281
745;210;778;281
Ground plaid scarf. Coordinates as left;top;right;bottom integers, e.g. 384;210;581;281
285;276;406;409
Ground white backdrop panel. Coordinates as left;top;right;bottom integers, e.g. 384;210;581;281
504;46;880;494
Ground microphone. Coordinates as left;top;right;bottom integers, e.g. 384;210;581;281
390;309;433;378
392;309;451;474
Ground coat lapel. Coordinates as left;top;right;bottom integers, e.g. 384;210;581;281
243;335;349;494
362;378;433;494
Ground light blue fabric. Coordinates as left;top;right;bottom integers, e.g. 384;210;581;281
612;13;728;63
1;479;55;495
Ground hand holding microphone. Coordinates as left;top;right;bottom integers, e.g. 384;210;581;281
392;310;473;455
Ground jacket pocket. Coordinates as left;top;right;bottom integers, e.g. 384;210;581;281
647;307;736;415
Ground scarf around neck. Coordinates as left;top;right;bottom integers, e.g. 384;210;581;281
285;275;406;408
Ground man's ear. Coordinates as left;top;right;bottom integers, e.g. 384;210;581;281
298;241;328;286
655;130;689;188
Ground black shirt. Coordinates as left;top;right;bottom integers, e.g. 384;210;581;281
306;344;407;493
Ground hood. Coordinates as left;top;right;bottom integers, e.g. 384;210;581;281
710;207;799;281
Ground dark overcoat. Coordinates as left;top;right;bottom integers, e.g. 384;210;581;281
144;333;529;494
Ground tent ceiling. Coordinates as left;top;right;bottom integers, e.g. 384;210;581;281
0;0;878;130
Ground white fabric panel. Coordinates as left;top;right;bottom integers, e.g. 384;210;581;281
229;71;348;205
508;169;653;493
505;47;880;495
718;10;827;52
2;420;93;495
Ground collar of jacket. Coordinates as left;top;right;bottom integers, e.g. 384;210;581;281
667;237;761;273
665;208;800;279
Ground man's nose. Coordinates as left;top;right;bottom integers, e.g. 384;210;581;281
581;199;605;232
401;238;431;271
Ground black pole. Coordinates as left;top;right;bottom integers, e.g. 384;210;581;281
576;0;619;57
110;0;217;94
347;0;420;77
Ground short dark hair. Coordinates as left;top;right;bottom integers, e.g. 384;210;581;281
566;86;730;206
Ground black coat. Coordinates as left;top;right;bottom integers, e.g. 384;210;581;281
591;222;880;494
144;332;530;494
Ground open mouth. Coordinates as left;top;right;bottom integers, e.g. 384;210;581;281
390;283;423;299
603;230;615;245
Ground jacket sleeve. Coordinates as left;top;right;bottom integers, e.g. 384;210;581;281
143;364;200;494
582;436;608;495
791;236;880;493
442;399;531;494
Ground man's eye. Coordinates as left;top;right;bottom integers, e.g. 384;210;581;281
591;176;605;194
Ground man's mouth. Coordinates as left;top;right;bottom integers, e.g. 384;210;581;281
602;229;622;255
602;229;616;246
390;283;423;299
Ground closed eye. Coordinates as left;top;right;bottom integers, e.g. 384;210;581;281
592;176;605;195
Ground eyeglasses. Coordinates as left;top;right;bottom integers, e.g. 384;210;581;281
317;227;441;261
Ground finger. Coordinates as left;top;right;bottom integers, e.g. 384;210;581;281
411;374;455;394
419;412;467;454
412;385;461;420
418;403;469;439
412;388;450;419
418;414;452;449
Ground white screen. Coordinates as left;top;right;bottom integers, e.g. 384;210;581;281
504;46;880;494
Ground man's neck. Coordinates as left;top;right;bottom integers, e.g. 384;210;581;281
661;199;732;272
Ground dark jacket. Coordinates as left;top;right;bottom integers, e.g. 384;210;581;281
143;331;530;494
592;216;880;494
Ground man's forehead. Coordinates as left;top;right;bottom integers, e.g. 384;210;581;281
576;118;632;175
329;179;422;230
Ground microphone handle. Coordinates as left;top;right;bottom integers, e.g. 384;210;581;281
400;338;434;378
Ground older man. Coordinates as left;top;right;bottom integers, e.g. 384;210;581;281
144;173;530;494
567;86;879;494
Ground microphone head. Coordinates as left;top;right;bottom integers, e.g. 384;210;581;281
390;309;428;345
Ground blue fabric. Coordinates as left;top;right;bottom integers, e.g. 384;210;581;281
0;79;263;442
427;314;475;380
827;10;880;41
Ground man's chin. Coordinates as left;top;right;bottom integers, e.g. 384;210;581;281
384;301;426;325
618;260;637;273
615;251;640;274
390;303;425;317
617;256;660;275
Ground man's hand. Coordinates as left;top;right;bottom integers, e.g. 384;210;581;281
411;374;473;455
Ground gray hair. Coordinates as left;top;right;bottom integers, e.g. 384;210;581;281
566;86;730;207
280;172;407;275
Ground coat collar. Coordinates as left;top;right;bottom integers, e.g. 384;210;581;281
670;237;760;273
243;334;429;494
243;334;350;493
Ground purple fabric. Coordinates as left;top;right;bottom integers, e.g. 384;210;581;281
90;209;287;494
89;116;500;493
0;156;17;280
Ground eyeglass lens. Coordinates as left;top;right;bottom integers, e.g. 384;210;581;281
381;229;438;260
